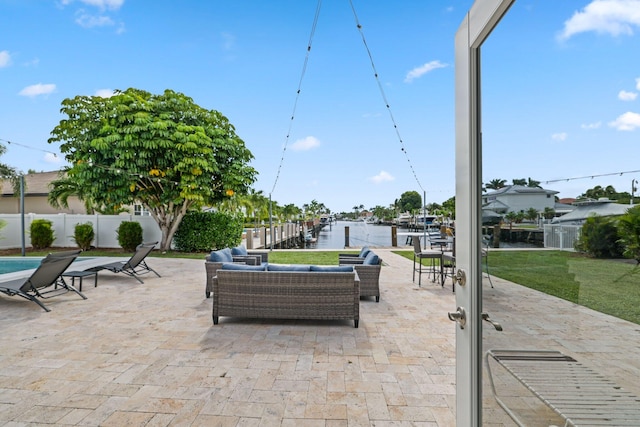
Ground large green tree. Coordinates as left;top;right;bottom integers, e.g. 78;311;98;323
397;191;422;213
48;88;257;251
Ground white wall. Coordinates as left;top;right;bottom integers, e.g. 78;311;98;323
0;213;161;249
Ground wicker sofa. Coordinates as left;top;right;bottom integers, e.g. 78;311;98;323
212;265;360;328
204;247;269;298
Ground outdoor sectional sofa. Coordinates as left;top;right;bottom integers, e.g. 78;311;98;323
212;263;360;328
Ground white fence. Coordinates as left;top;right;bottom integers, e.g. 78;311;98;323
0;213;162;249
543;224;581;250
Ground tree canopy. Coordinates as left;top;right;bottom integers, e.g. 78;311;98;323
48;88;257;251
0;143;21;195
396;190;422;213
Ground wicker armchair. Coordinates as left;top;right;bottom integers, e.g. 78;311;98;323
205;253;264;298
339;252;382;302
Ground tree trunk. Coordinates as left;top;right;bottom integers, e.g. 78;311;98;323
149;202;190;252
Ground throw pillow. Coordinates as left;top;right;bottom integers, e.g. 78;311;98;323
363;252;380;265
359;246;371;257
231;245;248;256
209;249;233;263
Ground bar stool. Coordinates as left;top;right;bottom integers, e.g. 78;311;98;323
412;237;442;287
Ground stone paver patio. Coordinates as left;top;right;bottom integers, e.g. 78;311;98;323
1;249;638;426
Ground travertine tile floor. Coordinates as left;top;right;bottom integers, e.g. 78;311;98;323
1;249;638;426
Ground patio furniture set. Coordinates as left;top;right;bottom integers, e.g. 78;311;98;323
206;245;383;328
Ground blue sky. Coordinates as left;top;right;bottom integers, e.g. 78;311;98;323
1;0;639;213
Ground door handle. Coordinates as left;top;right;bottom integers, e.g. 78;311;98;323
481;312;503;331
448;307;466;329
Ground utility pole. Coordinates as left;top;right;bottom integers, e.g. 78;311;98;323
632;179;638;205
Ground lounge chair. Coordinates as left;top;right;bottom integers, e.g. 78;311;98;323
0;250;86;312
85;242;160;284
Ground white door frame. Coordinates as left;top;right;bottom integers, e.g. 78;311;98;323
454;1;514;425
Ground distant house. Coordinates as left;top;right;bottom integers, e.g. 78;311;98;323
482;185;559;214
551;198;632;224
0;171;87;214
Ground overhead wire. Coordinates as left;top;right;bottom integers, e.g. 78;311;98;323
269;0;323;196
348;0;425;193
0;137;59;158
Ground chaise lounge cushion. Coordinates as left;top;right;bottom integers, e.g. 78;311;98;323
310;265;354;272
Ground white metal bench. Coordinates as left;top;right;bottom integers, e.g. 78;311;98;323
486;349;640;426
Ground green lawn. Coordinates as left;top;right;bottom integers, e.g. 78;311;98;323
394;249;640;325
9;248;639;324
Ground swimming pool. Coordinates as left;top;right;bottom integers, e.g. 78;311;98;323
0;257;95;275
0;258;43;274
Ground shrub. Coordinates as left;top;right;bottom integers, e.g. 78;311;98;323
30;219;55;250
117;221;143;251
617;206;640;264
73;222;95;251
174;211;243;252
574;215;623;258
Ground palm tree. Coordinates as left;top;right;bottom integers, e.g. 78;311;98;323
485;178;507;190
48;174;96;214
525;207;539;222
0;143;20;195
527;177;542;188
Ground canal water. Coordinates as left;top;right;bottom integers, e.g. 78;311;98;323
310;221;538;250
313;221;409;249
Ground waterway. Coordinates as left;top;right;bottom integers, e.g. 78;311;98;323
310;220;539;250
313;221;408;249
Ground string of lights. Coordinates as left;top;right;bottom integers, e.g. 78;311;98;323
0;137;59;157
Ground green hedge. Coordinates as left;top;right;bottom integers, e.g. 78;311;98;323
117;221;143;252
174;211;243;252
30;219;55;250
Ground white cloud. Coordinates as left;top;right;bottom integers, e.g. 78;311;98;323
636;77;640;90
609;111;640;130
619;90;638;100
551;132;568;141
62;0;124;11
581;121;602;129
44;153;62;164
369;171;395;184
221;32;236;51
404;60;447;83
19;83;56;97
75;12;114;28
291;136;320;151
94;88;115;97
0;50;11;68
558;0;640;40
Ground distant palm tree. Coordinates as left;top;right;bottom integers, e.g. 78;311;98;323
527;177;542;188
485;179;507;190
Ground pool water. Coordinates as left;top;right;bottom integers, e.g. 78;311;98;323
0;257;93;275
0;258;43;274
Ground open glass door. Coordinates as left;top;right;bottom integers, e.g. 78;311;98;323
456;1;640;425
